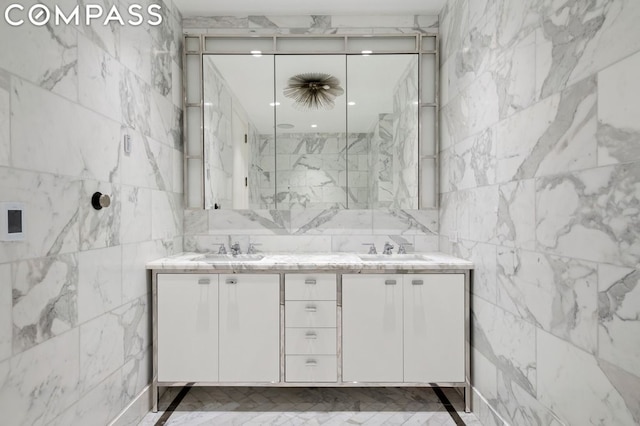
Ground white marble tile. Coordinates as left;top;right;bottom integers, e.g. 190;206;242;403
79;181;121;251
0;168;80;263
495;179;535;250
149;89;179;148
78;246;122;324
119;23;152;85
249;235;332;253
445;127;497;192
79;311;124;394
0;14;77;101
0;70;9;167
469;185;498;243
78;33;122;122
0;329;79;426
536;163;640;267
598;264;640;378
497;76;597;182
151;191;182;240
11;78;121;181
495;371;563;426
116;297;149;362
472;347;498;401
122;348;150;404
537;330;636;426
120;186;152;245
412;235;439;252
184;210;209;235
291;209;372;235
497;248;598;353
72;369;124;426
12;254;78;354
566;0;640;89
331;15;417;28
450;240;497;304
597;50;640;166
121;130;173;191
0;264;11;361
78;0;120;59
122;240;166;304
208;210;290;236
473;296;536;397
372;209;438;236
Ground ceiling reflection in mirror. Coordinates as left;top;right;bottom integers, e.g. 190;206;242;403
202;53;418;210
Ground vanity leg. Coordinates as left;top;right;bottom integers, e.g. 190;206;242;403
152;382;158;413
464;383;472;413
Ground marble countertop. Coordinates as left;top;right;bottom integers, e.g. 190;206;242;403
146;252;473;272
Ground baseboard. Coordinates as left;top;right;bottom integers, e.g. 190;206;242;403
109;386;152;426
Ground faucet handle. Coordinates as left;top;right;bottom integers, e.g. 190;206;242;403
218;243;227;254
362;243;377;254
383;241;394;255
397;242;413;254
247;243;262;254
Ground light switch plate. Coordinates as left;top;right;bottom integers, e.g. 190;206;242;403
0;202;25;241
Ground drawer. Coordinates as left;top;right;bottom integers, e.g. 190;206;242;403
285;328;337;355
285;301;336;328
286;355;337;383
285;274;336;301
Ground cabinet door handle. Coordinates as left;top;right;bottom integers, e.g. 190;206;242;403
198;278;211;285
305;305;317;312
305;278;316;285
305;332;318;340
412;279;424;285
225;278;237;285
305;360;318;367
385;279;397;285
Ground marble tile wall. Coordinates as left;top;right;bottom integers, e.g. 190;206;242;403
184;15;438;250
439;0;640;425
0;1;183;425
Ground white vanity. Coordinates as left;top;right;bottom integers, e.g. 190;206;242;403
147;252;473;412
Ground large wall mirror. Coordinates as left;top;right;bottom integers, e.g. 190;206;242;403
184;35;438;210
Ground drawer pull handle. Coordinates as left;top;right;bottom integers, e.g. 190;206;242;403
305;360;318;367
305;305;317;312
225;278;237;285
385;280;397;285
305;332;318;339
412;279;424;285
198;278;211;285
305;279;316;285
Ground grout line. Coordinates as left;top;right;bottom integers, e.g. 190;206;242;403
434;387;466;426
154;384;192;426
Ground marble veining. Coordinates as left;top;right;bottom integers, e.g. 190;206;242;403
147;251;473;272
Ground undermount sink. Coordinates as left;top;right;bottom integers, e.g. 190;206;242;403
357;254;430;262
198;254;265;262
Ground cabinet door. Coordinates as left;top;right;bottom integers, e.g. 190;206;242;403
403;274;465;383
219;274;280;382
157;274;218;382
342;274;403;382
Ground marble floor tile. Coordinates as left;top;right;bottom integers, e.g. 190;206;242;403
138;387;481;425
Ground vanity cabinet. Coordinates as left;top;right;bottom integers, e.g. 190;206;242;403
157;274;219;382
156;273;279;384
342;273;465;383
219;274;280;382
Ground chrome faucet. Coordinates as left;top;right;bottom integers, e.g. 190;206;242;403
383;242;394;255
230;242;242;255
397;243;412;254
362;243;377;254
218;243;227;254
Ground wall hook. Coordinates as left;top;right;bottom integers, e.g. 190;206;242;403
91;192;111;210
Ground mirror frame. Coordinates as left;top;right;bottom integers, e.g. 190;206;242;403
183;33;439;210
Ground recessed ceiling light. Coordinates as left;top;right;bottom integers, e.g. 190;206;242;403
251;50;262;57
270;102;280;107
311;124;318;128
348;101;356;106
361;50;372;56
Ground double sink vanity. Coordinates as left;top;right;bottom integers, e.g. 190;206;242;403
147;251;473;412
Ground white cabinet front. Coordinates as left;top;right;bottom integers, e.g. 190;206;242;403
342;274;403;382
218;274;280;382
157;274;219;382
403;274;465;383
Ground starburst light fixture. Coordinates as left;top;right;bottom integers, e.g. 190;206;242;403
283;73;345;110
